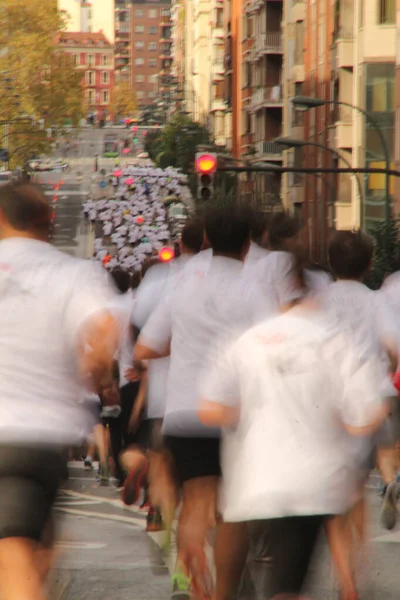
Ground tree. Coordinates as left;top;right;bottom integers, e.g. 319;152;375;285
144;113;211;177
0;0;84;141
111;82;138;122
364;217;400;290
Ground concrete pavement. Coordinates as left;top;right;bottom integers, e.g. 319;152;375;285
47;464;400;600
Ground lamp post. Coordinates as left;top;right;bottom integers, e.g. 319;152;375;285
275;136;364;262
291;95;390;226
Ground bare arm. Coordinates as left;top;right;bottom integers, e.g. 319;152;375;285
134;341;170;361
198;399;240;428
77;310;119;393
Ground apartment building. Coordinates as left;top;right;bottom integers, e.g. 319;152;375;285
56;31;114;121
58;0;115;44
283;0;396;261
130;0;171;108
115;0;131;86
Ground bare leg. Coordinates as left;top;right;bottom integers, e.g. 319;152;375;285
0;537;46;600
325;515;357;600
93;424;107;471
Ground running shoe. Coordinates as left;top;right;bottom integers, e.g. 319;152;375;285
170;571;191;600
121;455;149;506
84;458;93;470
146;507;164;532
99;464;109;487
380;480;398;530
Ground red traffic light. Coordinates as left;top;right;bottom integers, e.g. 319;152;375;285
159;247;174;262
136;215;144;225
196;154;217;174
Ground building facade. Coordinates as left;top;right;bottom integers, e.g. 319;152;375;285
282;0;397;261
115;0;132;86
57;31;114;121
58;0;115;44
130;0;171;109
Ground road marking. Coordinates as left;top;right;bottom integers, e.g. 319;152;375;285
372;531;400;543
55;500;104;507
55;542;106;550
55;506;145;529
59;489;145;515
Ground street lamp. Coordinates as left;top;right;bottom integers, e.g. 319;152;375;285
275;136;364;260
291;95;390;225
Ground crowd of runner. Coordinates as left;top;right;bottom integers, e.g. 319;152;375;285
1;180;400;600
82;165;190;272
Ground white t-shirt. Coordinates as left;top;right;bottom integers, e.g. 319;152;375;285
140;255;270;436
133;255;192;419
0;238;116;444
315;280;395;396
379;271;400;351
107;291;135;388
201;309;385;522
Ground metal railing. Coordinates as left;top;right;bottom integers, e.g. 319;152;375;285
253;32;283;56
250;85;283;110
254;140;283;156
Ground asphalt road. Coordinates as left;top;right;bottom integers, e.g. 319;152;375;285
47;465;400;600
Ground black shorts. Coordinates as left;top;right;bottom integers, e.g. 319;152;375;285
165;436;221;484
0;445;66;541
126;418;163;452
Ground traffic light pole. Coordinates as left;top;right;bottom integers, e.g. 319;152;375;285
216;166;400;177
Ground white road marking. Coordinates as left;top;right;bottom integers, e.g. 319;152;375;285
55;500;103;507
59;489;145;515
55;506;145;529
55;542;106;550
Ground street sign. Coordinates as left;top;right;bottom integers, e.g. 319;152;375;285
99;180;107;188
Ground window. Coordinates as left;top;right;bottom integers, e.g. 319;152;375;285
149;58;157;67
88;54;94;66
215;8;223;27
134;57;144;66
135;25;145;33
149;26;157;35
135;74;145;83
87;89;95;105
102;71;110;84
148;8;157;18
73;54;79;66
137;90;145;99
378;0;395;24
135;41;144;50
86;71;95;86
135;9;144;17
148;42;157;51
103;91;109;104
148;91;156;99
88;8;92;19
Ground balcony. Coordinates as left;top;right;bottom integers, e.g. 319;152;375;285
331;105;353;149
335;37;354;69
291;64;305;82
291;0;305;23
212;26;224;39
249;85;283;112
251;32;283;60
210;98;226;112
247;0;264;13
254;141;283;160
212;61;225;79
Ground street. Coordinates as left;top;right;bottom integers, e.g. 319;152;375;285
46;465;400;600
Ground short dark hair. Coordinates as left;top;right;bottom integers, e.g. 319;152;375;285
0;182;51;236
111;268;132;293
131;270;142;290
328;230;374;279
181;219;204;254
267;212;301;250
242;208;269;244
205;207;251;256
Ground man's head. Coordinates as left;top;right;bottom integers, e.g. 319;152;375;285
267;212;302;252
204;207;251;260
0;182;51;241
328;230;374;280
110;268;132;293
180;219;204;255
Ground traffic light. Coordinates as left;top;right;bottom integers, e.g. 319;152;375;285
159;247;174;262
195;153;217;201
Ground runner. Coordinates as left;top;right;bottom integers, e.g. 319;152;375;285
199;285;389;600
135;208;286;600
0;182;118;600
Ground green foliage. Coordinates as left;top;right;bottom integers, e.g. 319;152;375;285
364;217;400;289
144;113;211;178
104;152;119;158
